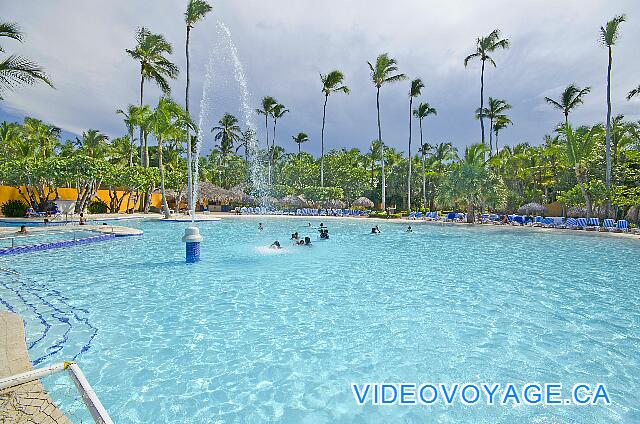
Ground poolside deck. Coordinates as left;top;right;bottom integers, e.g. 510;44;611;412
0;311;71;423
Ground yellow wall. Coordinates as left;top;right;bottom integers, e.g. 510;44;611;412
0;185;162;212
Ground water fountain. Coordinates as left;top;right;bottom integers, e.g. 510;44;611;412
185;20;268;262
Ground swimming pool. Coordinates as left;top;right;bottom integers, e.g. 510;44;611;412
0;229;99;249
1;218;639;423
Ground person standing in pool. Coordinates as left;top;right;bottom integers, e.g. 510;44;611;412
270;240;281;249
17;225;28;234
258;223;264;231
79;213;87;225
371;225;380;234
406;226;412;233
304;237;312;246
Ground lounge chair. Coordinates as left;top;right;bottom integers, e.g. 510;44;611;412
445;212;457;222
415;212;423;219
541;217;554;227
533;216;543;226
408;211;416;219
576;218;588;229
603;219;615;231
585;217;599;231
512;215;525;226
564;217;579;229
616;220;629;232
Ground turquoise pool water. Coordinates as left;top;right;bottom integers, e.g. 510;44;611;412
1;218;639;423
0;229;98;249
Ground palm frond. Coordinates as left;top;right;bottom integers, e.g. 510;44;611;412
627;84;640;101
0;55;53;99
185;0;213;26
0;22;23;52
600;14;626;46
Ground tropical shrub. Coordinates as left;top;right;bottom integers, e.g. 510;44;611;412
1;199;28;217
87;200;108;214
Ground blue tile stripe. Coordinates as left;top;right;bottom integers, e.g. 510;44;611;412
0;233;115;256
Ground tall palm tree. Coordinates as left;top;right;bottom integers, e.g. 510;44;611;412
320;70;350;187
407;78;424;211
413;102;437;209
236;128;255;161
627;84;640;100
184;0;212;214
292;132;309;183
544;84;591;126
464;29;510;147
0;22;53;100
126;27;179;168
600;14;626;199
559;123;603;218
256;95;277;184
116;105;138;166
493;115;513;154
270;103;288;185
367;53;407;209
475;97;511;155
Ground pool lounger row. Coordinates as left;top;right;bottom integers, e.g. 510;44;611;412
237;207;372;216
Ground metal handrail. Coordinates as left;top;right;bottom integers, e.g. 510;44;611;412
0;361;114;424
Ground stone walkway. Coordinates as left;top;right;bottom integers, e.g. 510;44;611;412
0;311;70;424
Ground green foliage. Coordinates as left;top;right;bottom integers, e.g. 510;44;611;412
87;199;107;214
1;199;28;217
302;186;344;203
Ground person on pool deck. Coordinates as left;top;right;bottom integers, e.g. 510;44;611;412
79;213;87;225
304;236;312;246
258;223;264;231
501;215;509;225
270;240;281;249
17;225;28;234
406;226;412;233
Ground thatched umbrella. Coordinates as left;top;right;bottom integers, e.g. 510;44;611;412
325;199;347;209
517;202;547;215
352;196;374;208
197;181;242;203
281;195;309;208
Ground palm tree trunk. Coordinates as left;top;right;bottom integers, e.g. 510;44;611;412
270;119;277;186
264;114;270;185
298;143;302;188
488;118;494;156
605;46;612;217
128;126;134;166
139;70;146;167
495;130;499;156
185;25;194;217
321;94;328;187
377;87;385;210
158;137;170;219
479;60;486;153
420;119;427;209
407;97;413;211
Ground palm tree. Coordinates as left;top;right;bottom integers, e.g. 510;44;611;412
464;29;510;147
77;129;109;159
406;78;424;211
130;104;153;167
475;97;511;156
184;0;212;214
212;113;242;152
544;84;591;126
116;105;138;166
413;101;436;210
559;123;603;218
600;14;626;200
236;128;255;160
150;98;194;218
493;115;513;154
367;53;407;209
292;132;309;183
256;95;277;184
23;117;60;160
627;84;640;100
126;27;179;168
0;22;53;100
320;70;350;187
270;103;288;185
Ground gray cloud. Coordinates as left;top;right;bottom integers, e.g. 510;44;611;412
2;0;639;155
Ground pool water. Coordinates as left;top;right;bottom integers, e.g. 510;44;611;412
1;218;639;423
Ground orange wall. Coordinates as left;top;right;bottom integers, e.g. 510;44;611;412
0;185;162;212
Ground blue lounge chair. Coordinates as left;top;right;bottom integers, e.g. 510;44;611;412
576;218;588;229
415;212;423;219
408;211;416;219
603;219;615;231
542;217;554;227
445;212;456;221
565;218;579;229
533;216;543;226
585;217;599;231
512;215;525;225
617;220;629;232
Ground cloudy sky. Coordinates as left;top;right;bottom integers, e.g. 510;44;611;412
2;0;639;156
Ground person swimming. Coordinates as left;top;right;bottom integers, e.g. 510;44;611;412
407;226;412;233
319;228;329;239
269;240;281;249
304;236;312;246
371;225;380;234
258;223;264;231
